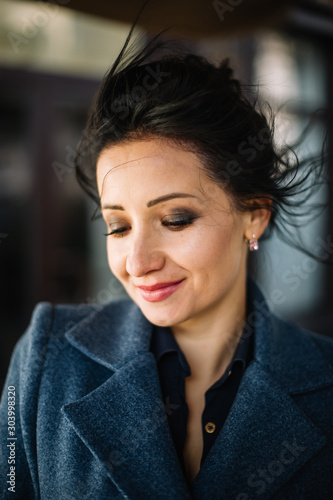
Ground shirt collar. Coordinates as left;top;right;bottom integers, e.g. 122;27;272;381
150;323;191;375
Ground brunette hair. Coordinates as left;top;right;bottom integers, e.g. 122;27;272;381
74;22;328;260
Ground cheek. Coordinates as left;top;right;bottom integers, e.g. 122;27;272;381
162;229;227;281
194;223;233;258
195;223;243;276
166;222;238;267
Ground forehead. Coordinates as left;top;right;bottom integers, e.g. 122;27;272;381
96;138;207;198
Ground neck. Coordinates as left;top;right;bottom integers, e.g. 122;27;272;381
171;276;247;385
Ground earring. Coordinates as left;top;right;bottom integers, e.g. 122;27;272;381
247;234;259;251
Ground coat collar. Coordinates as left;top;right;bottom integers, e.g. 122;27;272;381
62;276;333;499
64;298;152;371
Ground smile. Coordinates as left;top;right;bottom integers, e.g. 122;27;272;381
137;280;185;302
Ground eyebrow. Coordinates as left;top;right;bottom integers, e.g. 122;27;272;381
101;193;197;211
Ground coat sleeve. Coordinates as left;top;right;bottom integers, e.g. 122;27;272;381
0;303;54;500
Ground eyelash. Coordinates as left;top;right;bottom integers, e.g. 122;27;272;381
103;215;198;238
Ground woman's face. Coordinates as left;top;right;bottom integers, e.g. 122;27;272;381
97;137;251;329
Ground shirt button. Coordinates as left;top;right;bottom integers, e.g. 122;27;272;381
205;422;216;433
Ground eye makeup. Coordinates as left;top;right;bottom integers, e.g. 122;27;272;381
103;208;201;237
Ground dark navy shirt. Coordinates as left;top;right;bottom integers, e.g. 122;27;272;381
150;315;254;478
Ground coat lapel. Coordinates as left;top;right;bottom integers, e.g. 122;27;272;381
190;361;327;499
62;300;191;499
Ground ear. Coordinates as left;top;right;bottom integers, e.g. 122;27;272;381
243;198;272;242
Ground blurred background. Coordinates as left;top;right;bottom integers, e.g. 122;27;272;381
1;0;333;389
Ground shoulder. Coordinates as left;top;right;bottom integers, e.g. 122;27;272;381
255;309;333;400
302;326;333;366
248;276;333;373
272;312;333;366
10;299;135;368
248;276;333;397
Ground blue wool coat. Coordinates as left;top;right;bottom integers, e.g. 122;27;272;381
1;279;333;499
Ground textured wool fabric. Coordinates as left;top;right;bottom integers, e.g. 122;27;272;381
1;276;333;499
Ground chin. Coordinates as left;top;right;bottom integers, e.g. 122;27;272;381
138;301;188;328
125;285;191;326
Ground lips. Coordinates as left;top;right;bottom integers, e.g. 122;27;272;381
138;281;183;291
137;279;185;302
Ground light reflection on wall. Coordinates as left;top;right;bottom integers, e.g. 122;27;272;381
253;33;328;318
0;0;138;78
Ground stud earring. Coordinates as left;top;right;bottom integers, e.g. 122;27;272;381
246;234;259;251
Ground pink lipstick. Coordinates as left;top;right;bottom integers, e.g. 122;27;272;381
137;280;185;302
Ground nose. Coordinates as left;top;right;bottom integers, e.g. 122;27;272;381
125;230;165;278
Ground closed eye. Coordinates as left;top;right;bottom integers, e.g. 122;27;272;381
162;215;198;230
103;226;129;237
104;212;199;237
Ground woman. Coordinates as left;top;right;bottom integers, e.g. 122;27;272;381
1;26;333;499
